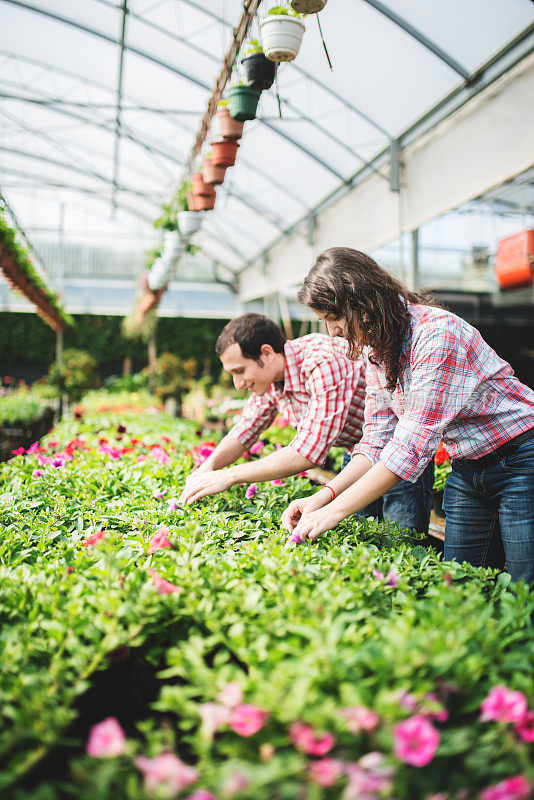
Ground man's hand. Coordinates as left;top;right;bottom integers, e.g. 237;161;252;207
179;468;236;505
280;488;332;534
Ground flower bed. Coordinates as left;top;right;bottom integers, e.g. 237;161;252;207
1;401;533;799
0;390;54;461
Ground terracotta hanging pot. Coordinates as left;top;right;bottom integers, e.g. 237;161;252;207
192;171;215;197
211;139;239;168
187;191;216;212
216;108;244;140
202;159;227;186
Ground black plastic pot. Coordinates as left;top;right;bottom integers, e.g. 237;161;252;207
241;53;277;91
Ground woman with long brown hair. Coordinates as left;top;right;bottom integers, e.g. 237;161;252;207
281;247;534;587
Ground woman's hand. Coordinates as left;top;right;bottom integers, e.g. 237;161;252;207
291;504;345;542
280;489;332;535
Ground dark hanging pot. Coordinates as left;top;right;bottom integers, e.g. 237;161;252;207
228;85;261;122
241;53;277;91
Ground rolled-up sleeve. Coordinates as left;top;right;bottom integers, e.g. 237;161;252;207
228;394;278;451
380;329;479;482
290;358;357;466
352;367;398;465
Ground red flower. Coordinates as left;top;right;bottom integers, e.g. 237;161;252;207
82;529;107;547
148;526;173;554
434;442;450;465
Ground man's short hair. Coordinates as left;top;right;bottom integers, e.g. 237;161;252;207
215;313;286;362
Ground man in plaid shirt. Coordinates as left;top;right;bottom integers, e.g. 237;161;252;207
179;313;433;533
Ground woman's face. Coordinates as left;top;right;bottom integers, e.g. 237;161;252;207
313;309;350;339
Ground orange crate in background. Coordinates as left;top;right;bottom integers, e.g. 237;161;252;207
495;229;534;289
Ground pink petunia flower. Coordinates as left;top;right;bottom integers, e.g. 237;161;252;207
309;758;344;787
12;447;25;456
216;682;243;709
289;721;335;756
514;710;534;743
480;686;528;724
393;715;440;767
184;792;217;800
372;568;384;581
249;442;265;455
82;529;106;547
148;526;173;554
339;705;380;734
167;498;180;511
154;490;166;498
230;703;268;737
270;478;286;486
135;752;198;798
276;416;289;429
86;717;126;758
26;441;40;455
37;454;52;465
137;455;147;463
422;693;449;722
149;569;182;595
221;771;250;796
344;752;394;799
198;703;231;740
245;483;258;500
32;469;45;479
480;774;531;800
151;445;172;465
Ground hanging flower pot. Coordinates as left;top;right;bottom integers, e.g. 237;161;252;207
260;14;306;62
216;107;244;140
241;52;277;91
177;211;202;236
187;191;216;212
290;0;327;12
192;172;214;197
211;139;239;168
228;85;261;122
202;157;226;186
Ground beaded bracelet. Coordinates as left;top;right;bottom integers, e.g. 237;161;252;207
321;484;336;501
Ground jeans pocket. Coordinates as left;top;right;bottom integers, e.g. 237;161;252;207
502;448;534;474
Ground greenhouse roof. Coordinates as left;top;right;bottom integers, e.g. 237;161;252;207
0;0;533;294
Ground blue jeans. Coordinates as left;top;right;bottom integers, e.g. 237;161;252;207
341;452;434;535
442;438;534;586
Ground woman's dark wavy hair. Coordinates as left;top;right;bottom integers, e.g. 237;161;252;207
298;248;436;392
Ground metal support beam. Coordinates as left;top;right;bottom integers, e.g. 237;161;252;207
111;0;128;215
407;228;419;291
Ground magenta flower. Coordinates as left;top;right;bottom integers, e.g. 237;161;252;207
480;774;531;800
167;498;180;511
309;758;344;787
514;710;534;742
393;715;440;767
148;526;173;554
37;454;52;465
32;469;45;479
229;703;268;737
344;753;394;798
184;792;217;800
216;681;243;709
249;442;265;455
245;483;258;500
26;441;39;455
151;446;172;465
339;705;380;734
480;685;528;724
149;569;182;595
289;721;335;756
422;693;449;722
86;717;126;758
270;478;286;486
137;455;147;463
135;752;198;798
372;568;384;581
385;569;398;587
198;703;231;740
12;447;25;456
276;416;289;428
154;490;166;498
82;529;106;547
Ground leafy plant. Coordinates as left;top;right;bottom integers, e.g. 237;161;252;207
217;98;229;108
244;38;263;56
0;391;44;426
46;348;100;402
268;3;305;16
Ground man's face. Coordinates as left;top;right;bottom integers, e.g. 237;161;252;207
220;342;278;396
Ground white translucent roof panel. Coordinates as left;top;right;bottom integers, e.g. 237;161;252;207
0;0;532;295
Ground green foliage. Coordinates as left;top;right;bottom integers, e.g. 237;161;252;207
268;3;305;16
103;373;149;393
144;351;197;402
217;98;229;108
0;211;73;327
244;38;263;56
434;460;452;492
46;348;100;403
0;399;533;797
0;391;44;426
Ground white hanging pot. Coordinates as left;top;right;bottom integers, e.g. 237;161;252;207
260;15;306;63
290;0;327;12
177;211;202;237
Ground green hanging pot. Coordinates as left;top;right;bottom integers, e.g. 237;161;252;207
228;85;261;122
